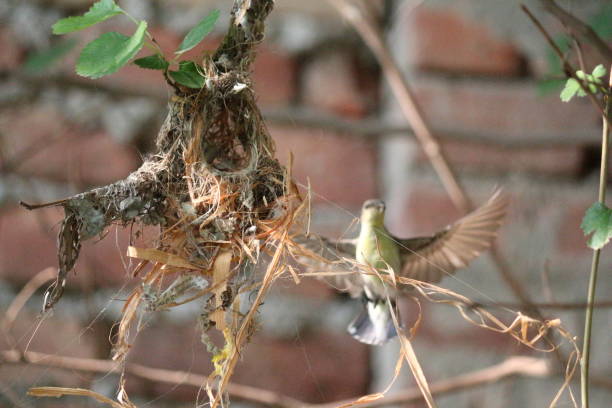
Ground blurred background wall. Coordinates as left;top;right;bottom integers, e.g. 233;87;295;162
0;0;611;407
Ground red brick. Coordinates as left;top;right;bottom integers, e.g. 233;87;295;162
404;7;525;76
419;138;583;176
413;77;601;139
302;51;371;118
1;107;139;185
271;125;378;206
0;26;23;70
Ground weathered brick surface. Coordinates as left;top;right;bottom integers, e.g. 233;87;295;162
271;126;378;206
404;7;526;77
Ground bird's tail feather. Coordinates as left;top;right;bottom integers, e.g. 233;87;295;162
347;299;398;345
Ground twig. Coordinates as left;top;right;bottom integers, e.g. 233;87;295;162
581;69;610;408
521;5;610;127
19;199;69;211
1;267;56;335
329;0;470;213
471;300;612;311
535;0;612;64
1;350;565;408
315;356;549;408
0;349;304;408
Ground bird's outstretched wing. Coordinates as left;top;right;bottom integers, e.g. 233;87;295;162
396;189;508;283
291;235;363;297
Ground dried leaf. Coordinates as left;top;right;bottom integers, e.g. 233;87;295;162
210;251;233;331
127;246;199;270
28;387;129;408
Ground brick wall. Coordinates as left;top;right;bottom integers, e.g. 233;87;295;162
1;1;610;407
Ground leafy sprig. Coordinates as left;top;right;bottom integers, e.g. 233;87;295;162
560;64;607;102
51;0;220;88
581;202;612;250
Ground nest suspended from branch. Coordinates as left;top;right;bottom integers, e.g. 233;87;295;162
22;0;307;405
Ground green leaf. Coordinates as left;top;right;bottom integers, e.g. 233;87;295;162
52;0;123;35
23;38;78;74
175;9;220;54
169;61;204;88
581;202;612;250
560;78;581;102
592;64;606;79
134;54;169;70
76;21;147;78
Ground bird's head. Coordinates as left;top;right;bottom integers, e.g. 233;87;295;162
361;199;386;225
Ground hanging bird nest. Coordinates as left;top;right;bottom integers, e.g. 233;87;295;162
22;0;307;405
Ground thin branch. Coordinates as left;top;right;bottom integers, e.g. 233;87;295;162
1;350;572;408
535;0;612;64
471;300;612;311
1;268;56;335
0;349;304;408
329;0;471;213
522;5;610;127
315;356;549;408
581;69;610;408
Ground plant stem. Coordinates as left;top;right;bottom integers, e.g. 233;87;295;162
581;70;610;408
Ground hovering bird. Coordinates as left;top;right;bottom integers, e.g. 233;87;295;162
295;190;508;345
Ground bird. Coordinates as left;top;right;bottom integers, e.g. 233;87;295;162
294;190;508;345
